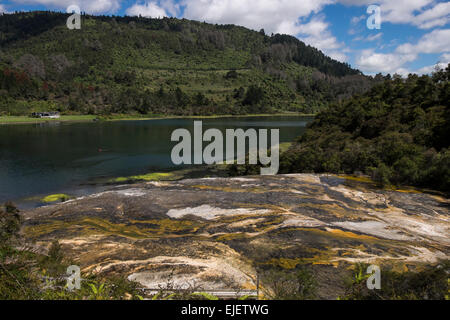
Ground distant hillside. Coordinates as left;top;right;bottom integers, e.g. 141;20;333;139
0;11;378;116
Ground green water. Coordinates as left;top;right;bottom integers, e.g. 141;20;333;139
0;116;313;206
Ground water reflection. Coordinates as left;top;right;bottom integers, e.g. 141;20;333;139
0;116;313;205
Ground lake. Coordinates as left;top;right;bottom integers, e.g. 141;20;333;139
0;116;313;206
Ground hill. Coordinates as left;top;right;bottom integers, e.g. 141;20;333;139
0;11;377;116
279;67;450;193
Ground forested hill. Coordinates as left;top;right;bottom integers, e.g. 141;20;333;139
0;11;377;116
279;67;450;193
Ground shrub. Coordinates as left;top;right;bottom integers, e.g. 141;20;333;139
341;262;450;300
260;267;317;300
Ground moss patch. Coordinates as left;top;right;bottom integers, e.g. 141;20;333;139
112;172;176;183
41;194;71;203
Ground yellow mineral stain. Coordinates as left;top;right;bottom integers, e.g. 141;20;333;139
112;172;175;183
325;228;377;240
191;185;265;193
340;175;374;184
266;258;302;269
216;233;249;241
392;188;422;194
25;217;202;239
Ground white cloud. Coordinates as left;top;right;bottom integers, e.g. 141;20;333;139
423;52;450;73
413;1;450;29
366;33;382;42
11;0;121;14
159;0;180;16
353;33;383;42
181;0;332;34
440;52;450;62
356;49;417;74
351;15;366;25
378;0;432;25
0;4;8;14
415;51;450;74
126;1;168;18
340;0;449;29
295;16;348;62
415;61;448;74
356;28;450;75
327;51;349;62
396;29;450;54
348;14;366;35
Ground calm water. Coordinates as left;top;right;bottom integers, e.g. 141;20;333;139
0;116;313;206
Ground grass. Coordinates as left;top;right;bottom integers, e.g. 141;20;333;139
112;172;177;183
101;112;315;122
0;115;97;124
0;113;315;125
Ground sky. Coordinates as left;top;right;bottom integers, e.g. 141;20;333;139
0;0;449;75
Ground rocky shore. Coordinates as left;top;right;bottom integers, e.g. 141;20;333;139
22;174;450;299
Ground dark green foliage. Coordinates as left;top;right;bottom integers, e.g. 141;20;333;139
0;11;374;117
280;65;450;193
194;92;209;106
260;267;317;300
225;70;238;79
269;34;358;77
0;202;21;244
39;240;65;276
342;262;449;300
0;202;39;300
243;85;265;106
295;72;379;113
0;257;40;300
233;87;246;100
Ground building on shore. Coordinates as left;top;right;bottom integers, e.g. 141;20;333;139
31;112;60;119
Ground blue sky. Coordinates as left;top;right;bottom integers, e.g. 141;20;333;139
1;0;449;75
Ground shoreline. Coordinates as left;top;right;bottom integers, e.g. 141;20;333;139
0;113;315;125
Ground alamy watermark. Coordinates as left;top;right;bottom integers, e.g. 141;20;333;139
66;265;81;291
367;264;381;290
171;121;280;175
367;5;381;30
64;263;380;292
66;5;81;30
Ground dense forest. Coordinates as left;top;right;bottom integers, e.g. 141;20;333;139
0;11;380;116
278;66;450;193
